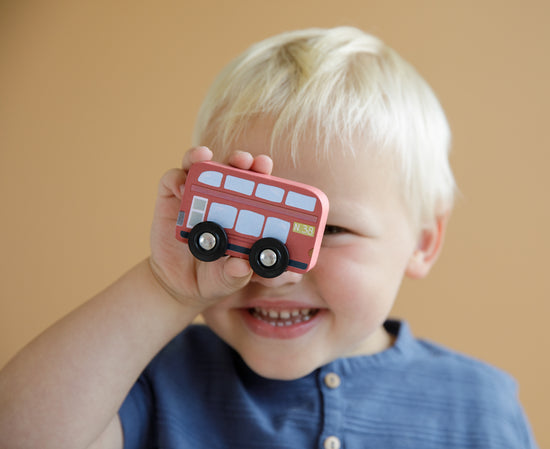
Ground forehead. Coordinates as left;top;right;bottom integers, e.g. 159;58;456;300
221;121;409;226
222;119;396;193
274;149;400;215
221;117;375;170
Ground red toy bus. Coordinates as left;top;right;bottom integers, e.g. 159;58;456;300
176;161;329;278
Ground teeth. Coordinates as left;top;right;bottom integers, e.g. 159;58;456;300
251;307;318;326
279;311;290;320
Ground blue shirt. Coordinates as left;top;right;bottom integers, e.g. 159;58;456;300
119;320;538;448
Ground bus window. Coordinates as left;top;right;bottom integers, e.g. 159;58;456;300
255;183;284;203
188;196;208;228
235;210;264;237
198;171;223;187
207;203;238;229
176;211;185;226
262;217;290;243
285;191;317;212
225;175;255;195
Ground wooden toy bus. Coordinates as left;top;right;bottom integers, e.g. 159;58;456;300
176;161;329;278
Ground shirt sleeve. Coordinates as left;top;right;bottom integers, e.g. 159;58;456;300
511;391;539;448
118;372;155;449
492;374;539;448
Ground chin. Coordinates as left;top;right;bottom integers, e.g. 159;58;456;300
241;352;320;381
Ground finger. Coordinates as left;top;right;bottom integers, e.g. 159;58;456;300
227;151;254;170
181;146;213;171
197;256;252;298
223;256;253;280
250;154;273;175
158;168;186;199
219;258;253;294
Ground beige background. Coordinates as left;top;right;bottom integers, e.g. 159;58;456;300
1;0;548;445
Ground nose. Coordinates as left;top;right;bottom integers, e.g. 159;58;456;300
249;270;304;288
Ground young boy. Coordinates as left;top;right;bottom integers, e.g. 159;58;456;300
0;27;537;449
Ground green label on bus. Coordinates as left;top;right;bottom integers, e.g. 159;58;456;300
293;222;315;237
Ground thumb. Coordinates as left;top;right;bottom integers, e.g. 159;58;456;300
197;257;253;299
221;257;253;291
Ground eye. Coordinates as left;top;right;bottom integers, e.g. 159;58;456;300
323;225;349;236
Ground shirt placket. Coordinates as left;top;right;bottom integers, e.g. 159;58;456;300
317;366;344;449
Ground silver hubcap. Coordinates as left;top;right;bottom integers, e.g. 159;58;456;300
259;249;277;267
198;232;217;251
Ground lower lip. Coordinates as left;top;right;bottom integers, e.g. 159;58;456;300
239;308;323;339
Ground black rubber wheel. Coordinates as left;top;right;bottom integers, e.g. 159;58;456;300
188;221;228;262
249;238;289;278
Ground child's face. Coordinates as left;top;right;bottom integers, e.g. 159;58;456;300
201;122;421;380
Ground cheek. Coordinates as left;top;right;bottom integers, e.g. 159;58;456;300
313;244;409;310
201;296;236;333
313;247;375;301
200;308;222;335
315;243;390;281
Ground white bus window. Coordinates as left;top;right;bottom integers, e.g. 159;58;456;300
285;191;317;212
187;196;208;228
235;210;264;237
191;197;207;211
262;217;290;243
188;212;204;228
198;171;223;187
207;203;238;229
225;175;255;195
255;183;284;203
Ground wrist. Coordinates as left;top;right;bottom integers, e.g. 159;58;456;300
146;257;205;316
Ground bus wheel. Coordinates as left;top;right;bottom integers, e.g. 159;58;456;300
188;221;228;262
249;238;289;278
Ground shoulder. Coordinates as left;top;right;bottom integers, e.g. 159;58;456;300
416;337;516;389
391;321;517;393
397;324;518;408
148;324;234;370
131;324;241;410
389;322;536;447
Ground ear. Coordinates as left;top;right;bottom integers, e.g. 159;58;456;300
405;212;450;279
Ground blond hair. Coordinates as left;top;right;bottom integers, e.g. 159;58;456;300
193;26;455;225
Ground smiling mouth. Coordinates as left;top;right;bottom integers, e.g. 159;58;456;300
248;307;320;327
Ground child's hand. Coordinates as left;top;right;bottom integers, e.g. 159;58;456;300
149;146;274;310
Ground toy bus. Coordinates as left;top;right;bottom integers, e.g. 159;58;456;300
175;161;329;278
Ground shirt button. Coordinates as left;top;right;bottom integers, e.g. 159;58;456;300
323;435;341;449
324;372;341;389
